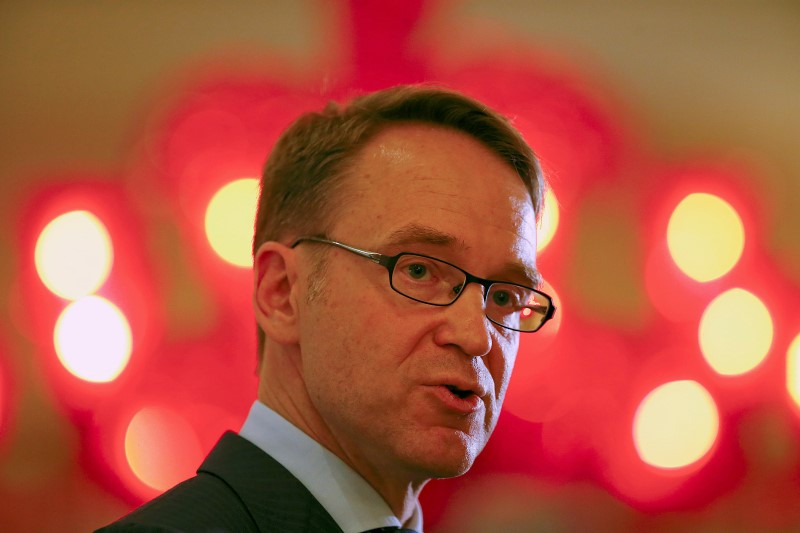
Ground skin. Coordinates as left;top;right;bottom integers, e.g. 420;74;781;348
253;123;539;523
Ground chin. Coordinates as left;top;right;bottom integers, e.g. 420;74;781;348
423;450;478;480
431;460;474;480
406;428;485;479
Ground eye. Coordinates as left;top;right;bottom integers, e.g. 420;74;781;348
406;262;430;280
492;290;511;307
489;284;527;309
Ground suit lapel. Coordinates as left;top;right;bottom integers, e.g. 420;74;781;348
199;431;344;533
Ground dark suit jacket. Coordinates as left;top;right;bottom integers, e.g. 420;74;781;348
95;431;344;533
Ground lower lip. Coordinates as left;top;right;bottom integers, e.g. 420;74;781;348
431;385;482;414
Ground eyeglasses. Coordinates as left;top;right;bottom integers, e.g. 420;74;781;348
291;236;556;333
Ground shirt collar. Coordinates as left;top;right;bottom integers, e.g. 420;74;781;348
239;401;423;533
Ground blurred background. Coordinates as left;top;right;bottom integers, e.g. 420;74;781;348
1;1;799;531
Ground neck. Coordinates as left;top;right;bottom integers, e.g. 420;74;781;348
257;350;426;521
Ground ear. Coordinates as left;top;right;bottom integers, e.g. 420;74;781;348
253;241;300;345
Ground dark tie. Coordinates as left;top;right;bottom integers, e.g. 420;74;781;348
364;526;417;533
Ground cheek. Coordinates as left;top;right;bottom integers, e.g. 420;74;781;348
357;291;431;359
491;334;520;400
310;292;403;380
300;290;365;388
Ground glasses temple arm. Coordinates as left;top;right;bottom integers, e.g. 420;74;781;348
294;236;385;264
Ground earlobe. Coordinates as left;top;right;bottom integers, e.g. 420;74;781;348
253;242;299;345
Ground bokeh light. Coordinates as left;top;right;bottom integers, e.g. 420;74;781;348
204;178;259;267
54;296;132;383
667;193;744;282
537;188;560;253
787;333;800;411
34;210;114;299
124;406;204;492
699;288;773;376
633;380;719;470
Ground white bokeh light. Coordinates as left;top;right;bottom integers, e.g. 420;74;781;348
35;210;114;299
54;295;132;383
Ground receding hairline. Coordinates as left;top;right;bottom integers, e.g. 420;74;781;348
325;120;540;222
256;85;543;248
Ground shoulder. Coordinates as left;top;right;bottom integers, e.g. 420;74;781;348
95;470;258;532
96;432;343;533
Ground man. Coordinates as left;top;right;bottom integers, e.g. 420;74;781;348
98;85;555;532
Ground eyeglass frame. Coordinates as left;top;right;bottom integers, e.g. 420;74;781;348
290;236;556;333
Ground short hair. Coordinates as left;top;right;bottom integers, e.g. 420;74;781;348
253;84;544;356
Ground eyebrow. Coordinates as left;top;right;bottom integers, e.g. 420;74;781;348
385;223;464;248
503;260;543;289
383;223;543;288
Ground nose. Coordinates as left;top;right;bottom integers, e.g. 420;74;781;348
433;283;492;357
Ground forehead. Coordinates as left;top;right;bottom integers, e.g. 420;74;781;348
334;124;539;277
344;122;533;204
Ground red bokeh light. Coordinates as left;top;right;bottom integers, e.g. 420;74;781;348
0;338;14;453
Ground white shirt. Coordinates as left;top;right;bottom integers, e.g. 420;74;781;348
239;400;423;533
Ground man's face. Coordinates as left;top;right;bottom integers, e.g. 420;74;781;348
294;123;538;484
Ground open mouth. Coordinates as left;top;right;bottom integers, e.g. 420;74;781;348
445;384;474;399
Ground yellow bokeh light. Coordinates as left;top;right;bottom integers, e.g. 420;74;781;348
125;406;203;492
787;333;800;409
699;288;773;376
633;380;719;470
667;193;744;282
204;178;259;268
54;296;132;383
537;188;559;253
34;210;114;299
